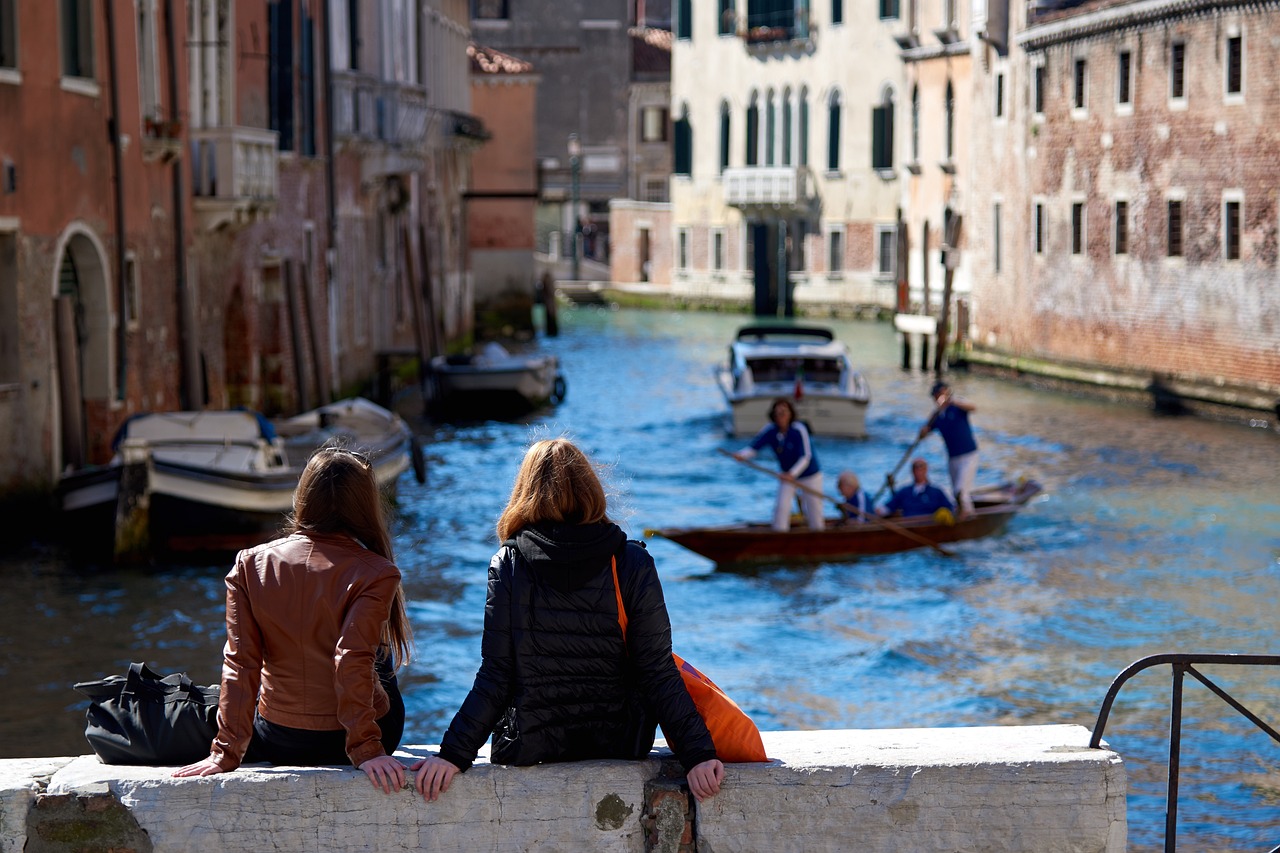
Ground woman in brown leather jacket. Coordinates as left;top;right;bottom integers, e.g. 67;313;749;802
175;446;414;795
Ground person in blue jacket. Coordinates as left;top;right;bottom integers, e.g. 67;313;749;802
835;471;871;524
878;458;956;518
733;398;824;531
919;381;979;518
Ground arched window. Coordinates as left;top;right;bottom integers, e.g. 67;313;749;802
782;86;793;165
798;86;809;166
745;91;759;166
827;88;842;172
911;85;920;163
871;86;894;170
945;79;955;161
719;100;731;173
674;104;693;176
765;89;776;166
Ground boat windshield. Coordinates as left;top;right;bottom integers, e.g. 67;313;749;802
746;357;843;384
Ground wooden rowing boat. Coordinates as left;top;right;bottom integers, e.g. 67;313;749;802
650;480;1043;565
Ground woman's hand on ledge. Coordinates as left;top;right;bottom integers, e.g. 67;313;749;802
410;755;459;802
687;759;725;801
358;754;406;794
173;757;226;778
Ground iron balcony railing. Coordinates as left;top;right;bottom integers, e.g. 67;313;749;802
1091;653;1280;853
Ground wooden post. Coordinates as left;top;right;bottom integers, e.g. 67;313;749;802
935;214;963;376
113;441;151;563
283;259;311;412
402;221;429;379
419;223;444;359
54;296;86;470
540;271;559;337
298;260;330;405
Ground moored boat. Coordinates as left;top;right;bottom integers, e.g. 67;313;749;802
58;397;419;561
715;324;871;438
430;341;566;418
650;480;1043;566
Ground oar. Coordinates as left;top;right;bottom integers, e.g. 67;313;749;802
717;448;956;557
871;401;945;504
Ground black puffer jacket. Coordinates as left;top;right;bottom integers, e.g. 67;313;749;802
437;521;717;772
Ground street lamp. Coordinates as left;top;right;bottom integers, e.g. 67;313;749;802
568;133;581;282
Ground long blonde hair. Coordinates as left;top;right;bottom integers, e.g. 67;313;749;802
496;438;610;542
289;446;413;667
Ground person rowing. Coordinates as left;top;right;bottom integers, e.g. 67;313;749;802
878;458;956;519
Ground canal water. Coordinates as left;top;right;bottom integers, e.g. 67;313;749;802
2;307;1278;851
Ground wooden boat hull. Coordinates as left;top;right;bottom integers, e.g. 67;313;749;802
652;481;1042;565
430;353;564;417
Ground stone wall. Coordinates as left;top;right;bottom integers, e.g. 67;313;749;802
1;726;1125;853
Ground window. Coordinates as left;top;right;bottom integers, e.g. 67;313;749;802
673;109;692;176
827;226;845;273
719;0;735;36
0;0;15;71
798;87;808;166
944;80;954;161
472;0;508;18
1170;42;1185;101
1033;64;1046;115
1071;202;1084;255
1167;200;1184;257
0;232;17;384
871;89;894;170
993;203;1002;273
641;106;669;142
1226;35;1242;96
745;93;759;166
677;228;690;270
718;102;730;173
1034;202;1045;254
136;1;160;124
123;251;141;329
300;3;317;156
827;90;842;172
765;91;776;165
880;0;900;19
1224;198;1241;260
876;225;896;277
60;0;93;79
910;85;920;162
833;0;843;24
1117;49;1131;106
1073;58;1087;110
994;72;1005;118
269;1;295;151
345;0;360;70
189;0;232;128
644;178;667;202
782;89;792;165
1114;201;1128;255
712;230;725;270
676;0;691;39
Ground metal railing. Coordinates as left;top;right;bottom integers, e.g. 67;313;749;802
1090;653;1280;853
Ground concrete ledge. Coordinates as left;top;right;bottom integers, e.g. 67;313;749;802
2;725;1124;852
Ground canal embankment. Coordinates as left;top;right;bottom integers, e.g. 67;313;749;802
2;726;1123;853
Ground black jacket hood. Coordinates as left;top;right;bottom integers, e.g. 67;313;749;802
512;521;628;594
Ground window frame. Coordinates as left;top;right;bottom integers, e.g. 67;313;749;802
471;0;509;19
994;71;1005;119
826;224;845;275
641;105;669;144
1113;199;1129;256
1225;32;1243;101
1116;48;1132;113
875;224;896;279
60;0;95;81
711;228;726;272
1032;62;1046;118
993;201;1002;274
1033;201;1046;255
677;227;691;271
1223;193;1242;261
1169;40;1187;107
1070;200;1085;256
1072;56;1087;115
1166;197;1185;258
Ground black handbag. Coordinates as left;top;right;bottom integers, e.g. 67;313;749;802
73;662;220;766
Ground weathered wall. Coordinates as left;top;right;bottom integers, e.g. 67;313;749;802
1;726;1125;853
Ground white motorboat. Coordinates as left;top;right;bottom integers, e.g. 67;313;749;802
430;342;566;418
714;324;871;438
58;397;421;561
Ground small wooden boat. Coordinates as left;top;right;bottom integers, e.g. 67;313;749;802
58;397;421;561
715;324;871;438
650;480;1043;565
430;342;566;418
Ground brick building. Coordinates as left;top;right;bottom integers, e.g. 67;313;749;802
965;0;1280;411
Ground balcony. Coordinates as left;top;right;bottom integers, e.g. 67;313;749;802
190;126;279;230
739;5;814;52
723;166;811;209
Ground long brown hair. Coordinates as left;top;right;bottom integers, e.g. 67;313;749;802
288;445;413;666
496;438;610;542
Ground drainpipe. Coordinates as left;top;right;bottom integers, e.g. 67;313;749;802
104;0;127;402
163;0;198;408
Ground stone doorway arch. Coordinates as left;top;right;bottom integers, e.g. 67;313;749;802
50;225;113;474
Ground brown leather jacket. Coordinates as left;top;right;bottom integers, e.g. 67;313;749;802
210;531;400;770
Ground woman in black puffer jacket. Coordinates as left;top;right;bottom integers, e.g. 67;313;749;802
412;439;724;802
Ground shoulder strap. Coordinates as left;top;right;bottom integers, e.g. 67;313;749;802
610;555;629;642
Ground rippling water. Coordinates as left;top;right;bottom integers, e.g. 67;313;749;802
3;307;1278;851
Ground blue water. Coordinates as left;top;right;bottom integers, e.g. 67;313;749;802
3;307;1278;851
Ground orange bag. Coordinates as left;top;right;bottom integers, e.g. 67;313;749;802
612;558;768;763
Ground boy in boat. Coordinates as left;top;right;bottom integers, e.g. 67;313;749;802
878;458;956;518
835;471;871;524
